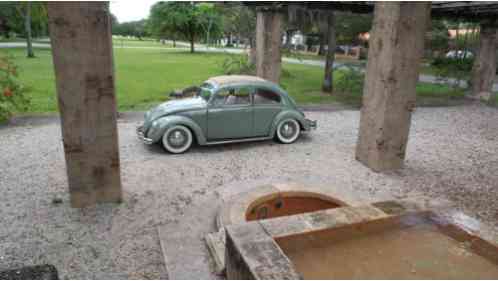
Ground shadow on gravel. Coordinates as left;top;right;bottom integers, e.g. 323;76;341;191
0;265;59;280
143;133;314;155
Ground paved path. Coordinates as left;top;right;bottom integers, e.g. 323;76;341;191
2;41;498;91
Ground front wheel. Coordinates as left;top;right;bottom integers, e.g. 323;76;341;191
162;125;193;154
275;119;300;144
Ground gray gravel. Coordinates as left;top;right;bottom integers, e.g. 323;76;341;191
1;104;497;279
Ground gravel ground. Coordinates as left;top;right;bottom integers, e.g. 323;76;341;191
0;104;497;279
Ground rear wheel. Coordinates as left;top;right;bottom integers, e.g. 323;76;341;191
275;119;300;144
162;125;193;154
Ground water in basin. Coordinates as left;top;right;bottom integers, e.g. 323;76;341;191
276;215;498;279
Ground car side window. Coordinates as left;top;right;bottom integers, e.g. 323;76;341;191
212;87;252;107
253;88;281;105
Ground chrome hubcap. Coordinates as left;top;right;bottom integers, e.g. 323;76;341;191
281;122;296;138
169;130;186;147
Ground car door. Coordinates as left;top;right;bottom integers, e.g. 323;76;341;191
207;86;253;140
252;87;283;136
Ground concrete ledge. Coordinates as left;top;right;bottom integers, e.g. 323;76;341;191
225;222;301;280
225;202;498;279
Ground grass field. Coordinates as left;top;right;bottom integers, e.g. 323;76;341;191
112;37;175;48
2;47;474;113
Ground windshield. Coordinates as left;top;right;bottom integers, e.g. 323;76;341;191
198;82;214;101
199;88;212;101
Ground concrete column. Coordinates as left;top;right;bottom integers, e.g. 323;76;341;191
355;2;431;172
322;11;336;93
256;7;282;83
471;20;497;102
47;2;122;207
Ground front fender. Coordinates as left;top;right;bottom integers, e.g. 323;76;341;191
269;110;308;138
146;115;207;145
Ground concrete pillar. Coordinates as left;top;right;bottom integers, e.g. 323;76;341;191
47;2;123;207
255;7;282;83
471;20;497;102
322;11;336;93
355;2;431;172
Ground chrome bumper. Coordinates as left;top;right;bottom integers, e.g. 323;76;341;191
136;126;154;145
305;119;317;130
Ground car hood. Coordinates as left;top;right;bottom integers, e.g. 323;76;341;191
144;97;207;124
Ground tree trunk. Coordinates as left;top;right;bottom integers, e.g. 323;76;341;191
25;2;35;58
255;8;282;83
470;20;498;101
318;33;327;56
206;29;210;48
322;11;336;94
47;2;122;207
226;33;232;47
190;34;195;53
284;29;294;49
173;38;176;48
248;36;256;65
355;2;430;172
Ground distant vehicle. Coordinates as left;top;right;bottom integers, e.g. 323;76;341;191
137;75;317;153
445;50;474;59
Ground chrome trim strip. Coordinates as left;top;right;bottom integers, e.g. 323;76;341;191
205;136;272;145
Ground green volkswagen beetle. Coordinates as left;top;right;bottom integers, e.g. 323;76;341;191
137;75;317;153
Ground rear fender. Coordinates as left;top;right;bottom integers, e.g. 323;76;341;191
270;110;307;138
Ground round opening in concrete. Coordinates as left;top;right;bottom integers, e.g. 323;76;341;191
245;192;343;221
215;183;357;232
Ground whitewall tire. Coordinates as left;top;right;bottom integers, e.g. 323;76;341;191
276;119;300;144
162;125;193;154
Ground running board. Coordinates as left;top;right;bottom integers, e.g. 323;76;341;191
205;136;272;145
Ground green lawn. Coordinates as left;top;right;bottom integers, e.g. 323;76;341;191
3;47;470;113
112;37;175;48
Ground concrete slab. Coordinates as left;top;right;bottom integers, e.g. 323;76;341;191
157;193;221;280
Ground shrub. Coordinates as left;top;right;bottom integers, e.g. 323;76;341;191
219;52;292;78
431;57;473;72
335;65;364;94
219;52;255;75
430;56;474;91
0;52;30;122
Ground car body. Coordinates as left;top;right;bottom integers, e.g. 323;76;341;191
137;75;316;153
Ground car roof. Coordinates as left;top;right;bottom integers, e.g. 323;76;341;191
205;75;270;87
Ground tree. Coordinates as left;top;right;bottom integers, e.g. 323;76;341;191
334;12;372;46
23;2;34;57
148;2;208;53
197;3;222;47
0;3;17;38
0;2;47;58
429;19;450;57
112;20;148;39
322;11;336;93
110;13;118;31
217;3;256;61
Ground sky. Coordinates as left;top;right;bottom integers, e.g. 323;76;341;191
109;0;158;23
